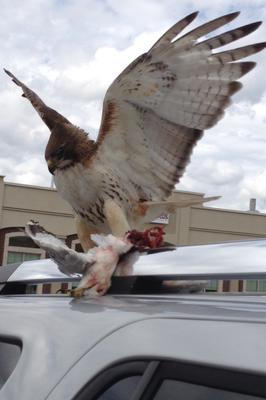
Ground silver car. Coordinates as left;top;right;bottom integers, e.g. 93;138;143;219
1;239;266;399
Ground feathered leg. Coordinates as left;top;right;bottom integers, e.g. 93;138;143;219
104;199;131;236
75;216;99;252
74;216;101;296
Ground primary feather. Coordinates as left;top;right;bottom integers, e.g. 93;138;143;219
5;12;266;250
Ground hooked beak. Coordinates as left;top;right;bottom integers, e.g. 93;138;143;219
47;159;56;175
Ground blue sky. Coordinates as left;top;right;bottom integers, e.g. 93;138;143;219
1;0;266;211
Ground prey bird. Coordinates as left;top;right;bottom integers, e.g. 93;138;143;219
5;11;266;252
25;221;135;296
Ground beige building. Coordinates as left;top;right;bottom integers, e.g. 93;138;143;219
0;175;265;293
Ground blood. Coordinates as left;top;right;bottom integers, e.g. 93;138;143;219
126;226;165;250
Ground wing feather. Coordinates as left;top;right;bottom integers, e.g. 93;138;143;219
150;11;199;51
4;69;71;131
170;11;240;50
211;43;266;63
196;22;262;52
95;12;265;200
25;222;91;276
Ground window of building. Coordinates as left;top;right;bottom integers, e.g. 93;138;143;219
8;236;39;248
26;284;38;294
75;243;83;253
246;280;266;292
2;232;45;266
70;238;83;253
206;280;218;291
7;252;41;264
42;283;51;294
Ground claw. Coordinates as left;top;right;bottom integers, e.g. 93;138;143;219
70;287;86;298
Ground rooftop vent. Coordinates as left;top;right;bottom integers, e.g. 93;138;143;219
249;198;260;213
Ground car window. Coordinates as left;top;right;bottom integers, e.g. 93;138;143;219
0;339;22;390
74;360;266;400
97;376;141;400
153;379;262;400
141;361;266;400
74;361;147;400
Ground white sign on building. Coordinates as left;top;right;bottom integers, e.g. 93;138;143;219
152;213;170;225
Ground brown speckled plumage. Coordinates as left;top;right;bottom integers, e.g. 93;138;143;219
98;100;118;142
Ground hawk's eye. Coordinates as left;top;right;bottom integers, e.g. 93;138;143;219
56;145;65;158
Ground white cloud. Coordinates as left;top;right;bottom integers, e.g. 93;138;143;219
179;97;266;211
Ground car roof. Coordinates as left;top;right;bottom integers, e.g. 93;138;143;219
2;292;266;340
2;239;266;399
1;292;266;399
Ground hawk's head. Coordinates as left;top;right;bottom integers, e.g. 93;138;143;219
45;124;95;174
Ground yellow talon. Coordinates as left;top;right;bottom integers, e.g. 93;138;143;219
70;287;85;298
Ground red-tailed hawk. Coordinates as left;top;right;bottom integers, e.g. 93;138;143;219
5;12;266;251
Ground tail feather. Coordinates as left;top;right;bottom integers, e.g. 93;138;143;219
133;196;220;228
146;195;220;213
159;195;220;211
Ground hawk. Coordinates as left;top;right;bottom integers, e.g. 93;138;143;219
5;11;266;251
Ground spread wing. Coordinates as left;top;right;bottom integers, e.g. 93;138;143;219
4;69;73;131
95;12;265;200
25;221;93;276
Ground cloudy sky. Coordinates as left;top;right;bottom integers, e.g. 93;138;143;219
1;0;266;211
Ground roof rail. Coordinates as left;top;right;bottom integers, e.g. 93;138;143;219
1;239;266;294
